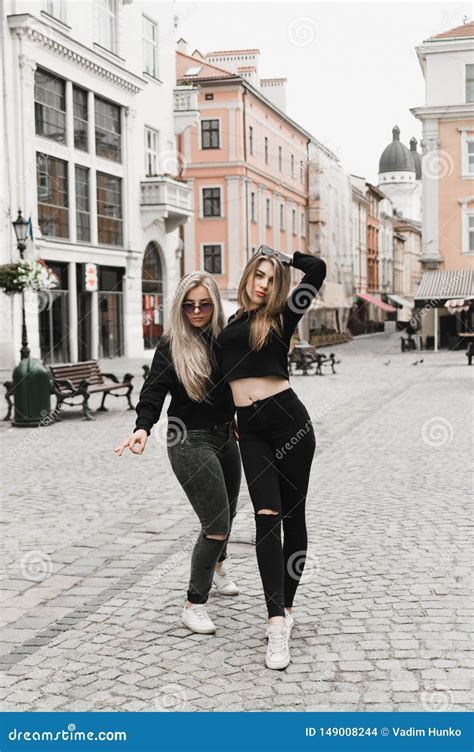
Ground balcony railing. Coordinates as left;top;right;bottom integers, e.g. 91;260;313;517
140;175;193;232
174;86;199;135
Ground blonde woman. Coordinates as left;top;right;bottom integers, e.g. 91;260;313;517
115;273;241;635
216;246;326;669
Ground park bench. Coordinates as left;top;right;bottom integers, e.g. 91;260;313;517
288;344;340;376
49;360;134;420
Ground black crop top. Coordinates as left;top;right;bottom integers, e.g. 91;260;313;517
134;328;235;435
215;251;327;383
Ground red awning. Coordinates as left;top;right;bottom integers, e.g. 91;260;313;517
356;293;397;313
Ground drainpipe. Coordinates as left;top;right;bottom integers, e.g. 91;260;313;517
242;86;249;262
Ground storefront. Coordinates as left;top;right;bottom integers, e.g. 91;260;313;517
414;270;474;351
40;261;125;364
348;292;397;335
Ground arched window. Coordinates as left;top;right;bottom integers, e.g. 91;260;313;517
142;242;164;349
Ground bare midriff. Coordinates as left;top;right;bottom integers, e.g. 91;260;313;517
229;375;290;407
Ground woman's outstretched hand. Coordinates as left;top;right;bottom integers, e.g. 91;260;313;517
114;429;148;456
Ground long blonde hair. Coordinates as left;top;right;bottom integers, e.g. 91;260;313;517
166;272;225;401
236;252;291;350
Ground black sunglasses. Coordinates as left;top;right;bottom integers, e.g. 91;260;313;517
182;301;214;315
256;245;292;266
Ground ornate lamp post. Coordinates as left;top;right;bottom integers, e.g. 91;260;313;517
12;209;30;359
9;209;51;427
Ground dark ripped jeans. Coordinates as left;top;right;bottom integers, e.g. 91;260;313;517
167;420;241;604
236;388;316;618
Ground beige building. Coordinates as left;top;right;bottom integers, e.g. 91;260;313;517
411;22;474;350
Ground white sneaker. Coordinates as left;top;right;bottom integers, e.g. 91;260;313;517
181;603;216;634
212;562;239;596
266;609;295;638
266;623;290;670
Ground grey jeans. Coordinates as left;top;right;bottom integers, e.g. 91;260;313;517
167;420;241;604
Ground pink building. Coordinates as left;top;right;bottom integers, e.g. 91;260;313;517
176;42;310;304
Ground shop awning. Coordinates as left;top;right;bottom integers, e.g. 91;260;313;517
387;293;415;310
445;296;474;313
355;292;397;312
414;270;474;301
309;281;352;311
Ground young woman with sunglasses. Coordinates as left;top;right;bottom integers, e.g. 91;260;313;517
216;246;327;669
114;273;241;635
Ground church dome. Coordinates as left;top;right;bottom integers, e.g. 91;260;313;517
409;137;422;179
379;126;415;174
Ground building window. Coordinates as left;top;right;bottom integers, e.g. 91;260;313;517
466;64;474;103
75;166;90;242
203;244;222;274
36;153;68;238
202;187;221;217
97;172;123;246
466;140;474;175
300;160;304;183
280;204;284;231
292;209;296;235
249;126;254;156
467;210;474;253
143;15;158;78
266;198;271;227
201;119;220;149
278;146;282;172
291;154;295;178
145;126;159;176
251;191;256;222
45;0;66;21
98;0;118;54
301;212;306;237
95;96;121;162
73;86;88;151
99;266;124;358
264;137;269;164
34;68;66;143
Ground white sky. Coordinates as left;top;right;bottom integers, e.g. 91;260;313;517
173;0;472;183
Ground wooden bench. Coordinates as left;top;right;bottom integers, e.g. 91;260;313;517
288;345;318;375
49;360;134;420
288;345;340;376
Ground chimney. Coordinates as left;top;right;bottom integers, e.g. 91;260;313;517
177;38;188;55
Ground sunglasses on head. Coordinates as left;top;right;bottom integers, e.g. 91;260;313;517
256;245;292;266
182;301;214;315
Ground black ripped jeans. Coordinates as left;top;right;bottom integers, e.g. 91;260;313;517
236;388;316;618
167;421;241;604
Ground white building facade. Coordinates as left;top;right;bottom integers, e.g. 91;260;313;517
307;141;353;336
0;0;195;369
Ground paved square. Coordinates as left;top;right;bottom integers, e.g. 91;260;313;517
1;333;472;712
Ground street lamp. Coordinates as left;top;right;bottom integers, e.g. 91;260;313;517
12;209;29;255
10;209;51;426
12;209;30;359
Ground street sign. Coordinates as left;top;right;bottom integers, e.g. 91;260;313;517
84;263;98;292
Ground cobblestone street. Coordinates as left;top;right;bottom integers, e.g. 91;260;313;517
1;332;472;712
